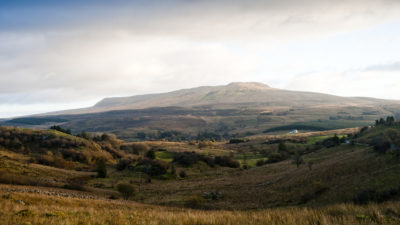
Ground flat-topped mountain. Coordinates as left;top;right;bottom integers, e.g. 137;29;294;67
3;82;400;140
52;82;397;115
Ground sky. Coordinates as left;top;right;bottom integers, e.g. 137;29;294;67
1;0;400;118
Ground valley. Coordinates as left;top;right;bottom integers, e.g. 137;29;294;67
2;83;400;224
1;117;400;224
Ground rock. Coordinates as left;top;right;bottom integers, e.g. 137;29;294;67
16;200;25;205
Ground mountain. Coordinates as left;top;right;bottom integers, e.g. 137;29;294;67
47;82;397;115
3;82;400;140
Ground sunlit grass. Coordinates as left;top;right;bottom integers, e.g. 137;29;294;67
2;188;400;225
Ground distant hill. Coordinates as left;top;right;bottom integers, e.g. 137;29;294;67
3;82;400;140
45;82;398;115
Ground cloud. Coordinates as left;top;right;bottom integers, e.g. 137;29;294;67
366;61;400;71
0;33;264;103
1;0;400;117
2;0;400;40
284;69;400;100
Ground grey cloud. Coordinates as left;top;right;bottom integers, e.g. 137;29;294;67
2;0;400;40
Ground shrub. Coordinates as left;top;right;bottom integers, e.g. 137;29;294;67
116;157;133;171
214;156;240;168
63;177;89;191
145;150;156;159
96;159;107;178
198;141;212;149
36;154;54;166
121;143;149;155
117;183;136;200
0;173;41;186
293;152;304;168
179;170;187;178
267;153;283;163
229;138;246;144
136;159;168;176
53;155;74;169
173;152;215;167
50;125;71;135
354;188;400;204
278;141;287;151
374;141;391;154
184;195;204;208
15;209;36;217
256;159;266;167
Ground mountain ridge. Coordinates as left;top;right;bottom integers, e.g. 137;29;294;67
3;82;400;140
46;82;398;116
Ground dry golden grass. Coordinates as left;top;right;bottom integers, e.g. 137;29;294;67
1;186;400;225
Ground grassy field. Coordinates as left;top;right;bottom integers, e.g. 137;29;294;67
2;185;400;225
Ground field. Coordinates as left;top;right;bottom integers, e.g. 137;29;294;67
2;185;400;225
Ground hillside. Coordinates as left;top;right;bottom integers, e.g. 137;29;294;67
2;82;400;141
45;82;400;114
2;121;400;223
1;121;400;210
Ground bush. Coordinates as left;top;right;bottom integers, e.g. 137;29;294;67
267;153;283;163
50;125;71;134
374;141;391;154
96;159;107;178
117;183;136;200
0;173;41;186
145;150;156;159
256;159;266;167
173;152;199;166
120;143;149;155
184;195;204;208
229;138;246;144
179;170;187;178
214;156;240;168
136;158;169;176
63;177;88;191
278;141;287;151
354;188;400;204
116;157;133;171
36;154;54;166
173;152;215;167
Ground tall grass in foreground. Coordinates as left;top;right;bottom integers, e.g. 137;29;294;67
1;189;400;225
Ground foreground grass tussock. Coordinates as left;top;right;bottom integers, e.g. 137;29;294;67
2;188;400;225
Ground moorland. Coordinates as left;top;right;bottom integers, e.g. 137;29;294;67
2;83;400;224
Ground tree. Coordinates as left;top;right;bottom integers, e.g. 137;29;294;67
332;134;340;145
117;183;136;200
170;165;176;176
96;159;107;178
145;150;156;159
179;170;187;178
387;116;395;125
50;125;71;134
136;132;146;140
307;161;314;171
78;131;90;140
267;153;283;163
293;152;304;168
278;141;287;152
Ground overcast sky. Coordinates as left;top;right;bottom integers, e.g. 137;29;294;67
1;0;400;118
